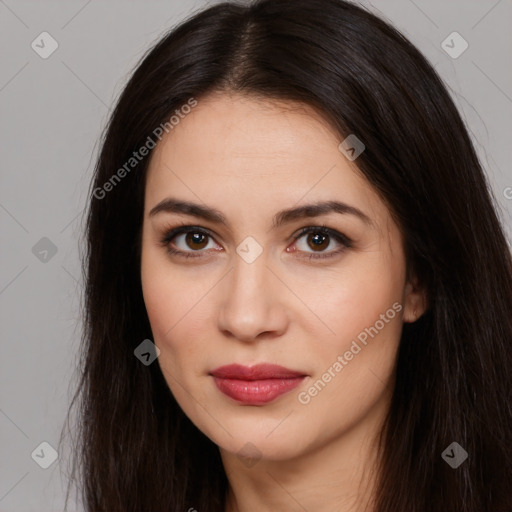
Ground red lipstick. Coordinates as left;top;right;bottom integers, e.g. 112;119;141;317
210;364;307;405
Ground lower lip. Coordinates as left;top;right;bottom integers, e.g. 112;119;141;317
212;376;305;405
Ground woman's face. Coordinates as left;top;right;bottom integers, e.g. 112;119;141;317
140;92;424;462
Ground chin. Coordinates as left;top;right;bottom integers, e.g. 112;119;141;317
208;421;311;463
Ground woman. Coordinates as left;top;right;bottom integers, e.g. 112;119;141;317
61;0;512;510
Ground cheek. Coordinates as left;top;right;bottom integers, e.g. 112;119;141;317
141;246;217;383
298;256;405;347
141;261;216;434
143;283;200;362
141;249;188;357
299;252;405;395
299;299;403;432
315;291;403;384
142;237;197;333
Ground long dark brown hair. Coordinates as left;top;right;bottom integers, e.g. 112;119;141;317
60;0;512;510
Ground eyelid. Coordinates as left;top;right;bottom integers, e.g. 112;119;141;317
292;225;352;247
159;224;218;246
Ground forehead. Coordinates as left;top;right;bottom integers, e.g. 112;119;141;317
144;92;386;227
149;93;340;169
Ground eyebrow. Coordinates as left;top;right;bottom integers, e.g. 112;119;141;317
148;197;374;229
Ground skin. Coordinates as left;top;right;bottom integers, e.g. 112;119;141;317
140;91;427;512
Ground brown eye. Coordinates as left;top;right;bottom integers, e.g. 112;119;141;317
160;226;219;259
292;226;352;260
184;232;209;250
305;232;330;251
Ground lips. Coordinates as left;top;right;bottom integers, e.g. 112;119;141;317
210;363;305;380
210;364;307;405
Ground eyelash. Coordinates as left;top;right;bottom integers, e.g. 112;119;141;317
159;224;353;261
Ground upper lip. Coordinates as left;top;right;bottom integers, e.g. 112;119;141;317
210;363;306;380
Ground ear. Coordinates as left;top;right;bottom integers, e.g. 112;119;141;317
402;276;428;323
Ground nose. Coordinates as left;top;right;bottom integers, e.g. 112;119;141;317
216;252;289;343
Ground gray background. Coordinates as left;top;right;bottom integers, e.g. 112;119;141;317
0;1;511;510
